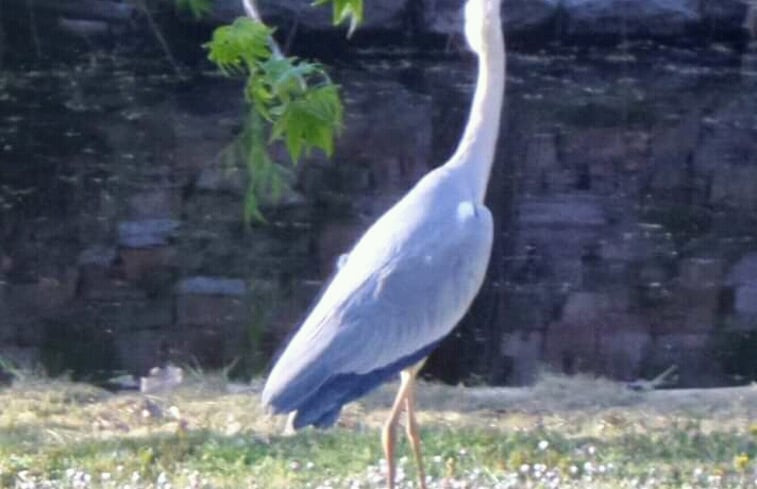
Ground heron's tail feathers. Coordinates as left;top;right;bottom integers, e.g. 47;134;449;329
267;340;441;430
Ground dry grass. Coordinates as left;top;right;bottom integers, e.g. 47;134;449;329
352;371;757;433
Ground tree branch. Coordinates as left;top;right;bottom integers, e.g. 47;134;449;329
135;0;183;77
26;0;42;58
241;0;283;57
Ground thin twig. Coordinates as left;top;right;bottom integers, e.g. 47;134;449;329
135;0;184;77
0;0;5;69
283;15;300;55
627;365;678;392
26;0;42;58
241;0;283;57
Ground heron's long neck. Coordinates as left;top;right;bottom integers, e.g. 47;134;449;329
447;24;505;203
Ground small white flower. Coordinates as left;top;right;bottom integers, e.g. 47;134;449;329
157;471;168;485
707;474;721;484
168;405;181;419
538;440;549;451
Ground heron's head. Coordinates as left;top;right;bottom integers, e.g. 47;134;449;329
464;0;503;55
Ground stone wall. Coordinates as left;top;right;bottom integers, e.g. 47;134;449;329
0;0;756;385
4;0;749;60
0;54;435;378
211;0;750;41
488;44;757;386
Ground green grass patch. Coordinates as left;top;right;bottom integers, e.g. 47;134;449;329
0;375;755;488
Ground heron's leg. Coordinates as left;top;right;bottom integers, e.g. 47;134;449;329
282;412;296;436
381;370;415;489
404;375;428;489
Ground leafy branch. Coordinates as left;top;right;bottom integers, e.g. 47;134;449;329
172;0;363;221
205;17;343;221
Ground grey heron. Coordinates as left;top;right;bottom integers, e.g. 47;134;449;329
261;0;505;487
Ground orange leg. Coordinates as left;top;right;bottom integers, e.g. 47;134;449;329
404;378;428;489
381;369;414;489
381;363;427;489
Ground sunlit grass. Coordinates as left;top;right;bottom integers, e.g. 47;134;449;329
0;373;755;488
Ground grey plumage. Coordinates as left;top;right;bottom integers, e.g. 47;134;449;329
261;1;505;487
262;167;493;426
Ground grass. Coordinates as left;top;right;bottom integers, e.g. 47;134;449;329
0;373;755;488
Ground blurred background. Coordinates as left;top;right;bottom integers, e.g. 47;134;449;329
0;0;756;388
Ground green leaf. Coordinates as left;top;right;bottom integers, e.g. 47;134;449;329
260;57;307;99
175;0;213;19
271;83;342;164
206;18;273;74
312;0;363;35
244;190;266;223
246;77;273;119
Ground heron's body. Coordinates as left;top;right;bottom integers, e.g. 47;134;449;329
263;165;493;428
262;1;504;487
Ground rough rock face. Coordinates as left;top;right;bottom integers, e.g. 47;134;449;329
1;0;750;55
727;253;757;317
700;0;751;27
559;0;700;37
421;0;559;36
28;0;136;22
558;0;746;40
2;0;134;49
483;41;757;387
210;0;409;31
422;0;748;40
206;0;749;41
0;48;435;377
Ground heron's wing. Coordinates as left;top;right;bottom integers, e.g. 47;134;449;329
262;196;493;423
332;210;493;374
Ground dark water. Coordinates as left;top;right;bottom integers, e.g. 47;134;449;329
1;38;756;387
